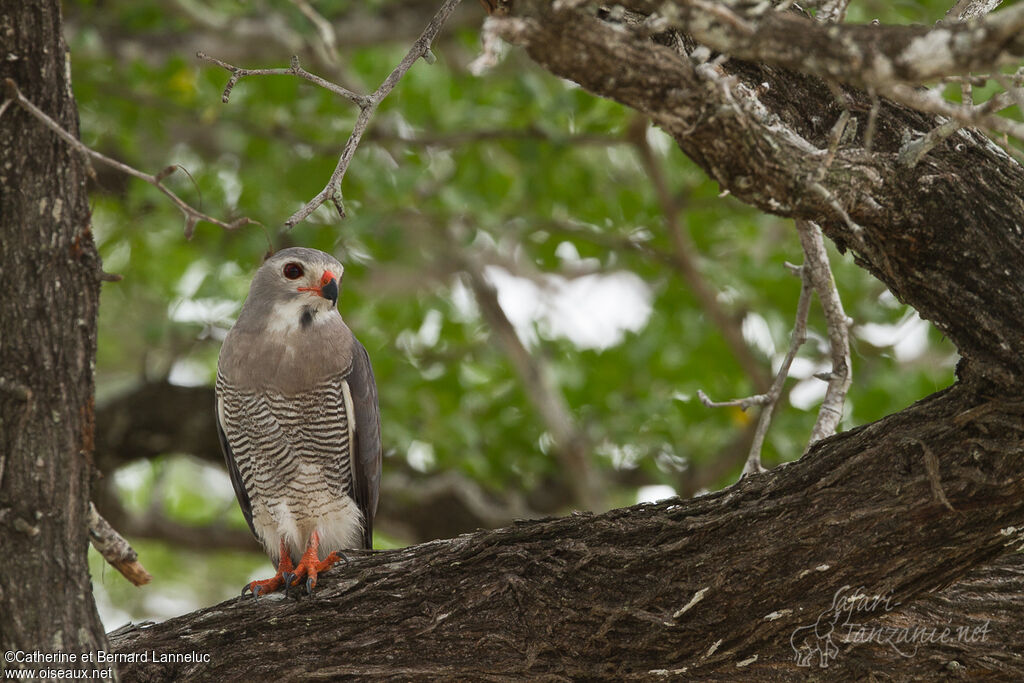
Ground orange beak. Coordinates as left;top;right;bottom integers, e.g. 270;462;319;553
297;270;338;306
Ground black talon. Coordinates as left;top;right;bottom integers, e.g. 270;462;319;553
281;572;296;598
305;577;315;595
252;584;262;603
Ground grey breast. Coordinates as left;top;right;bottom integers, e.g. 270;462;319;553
216;370;353;521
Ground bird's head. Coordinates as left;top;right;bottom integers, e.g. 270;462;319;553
243;247;346;333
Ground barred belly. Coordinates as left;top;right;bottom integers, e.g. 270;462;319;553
216;372;364;561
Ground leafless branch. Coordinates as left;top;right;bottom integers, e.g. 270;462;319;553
196;53;363;106
288;0;462;228
943;0;1003;23
461;254;604;511
200;0;463;230
993;72;1024;119
629;117;772;394
696;389;769;411
743;269;812;475
887;82;1024;140
1;79;257;240
796;220;852;447
87;503;152;587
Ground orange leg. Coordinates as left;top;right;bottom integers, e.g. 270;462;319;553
288;530;348;594
241;540;294;600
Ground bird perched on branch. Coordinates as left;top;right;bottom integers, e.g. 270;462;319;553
216;247;381;598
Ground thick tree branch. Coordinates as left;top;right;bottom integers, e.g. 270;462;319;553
622;0;1024;89
82;4;1024;678
107;384;1024;679
494;2;1024;388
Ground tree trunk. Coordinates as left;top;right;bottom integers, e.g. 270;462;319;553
0;0;109;677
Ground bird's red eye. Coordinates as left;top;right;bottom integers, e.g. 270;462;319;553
283;263;304;280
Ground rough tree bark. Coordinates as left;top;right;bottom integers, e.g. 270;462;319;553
0;0;109;676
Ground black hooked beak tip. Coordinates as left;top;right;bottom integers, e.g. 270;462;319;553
321;276;339;308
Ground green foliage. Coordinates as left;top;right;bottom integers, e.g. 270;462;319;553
66;0;960;626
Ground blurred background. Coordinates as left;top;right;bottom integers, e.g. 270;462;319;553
64;0;963;628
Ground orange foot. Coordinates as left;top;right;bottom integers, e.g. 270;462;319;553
287;530;348;595
241;540;295;601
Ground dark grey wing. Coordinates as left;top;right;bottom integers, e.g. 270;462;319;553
345;339;382;549
215;399;256;538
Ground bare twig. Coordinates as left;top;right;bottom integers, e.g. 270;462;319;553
290;0;463;228
88;503;152;586
202;0;463;230
2;79;257;240
895;73;1022;168
805;180;899;284
795;220;851;447
993;73;1024;119
883;82;1024;143
817;108;851;176
700;264;812;476
898;118;962;168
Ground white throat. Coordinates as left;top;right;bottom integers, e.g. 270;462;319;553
264;296;338;336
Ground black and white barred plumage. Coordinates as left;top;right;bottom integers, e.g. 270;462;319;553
216;248;381;568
